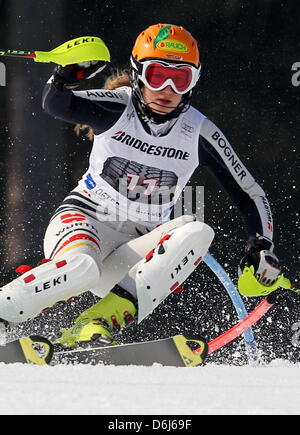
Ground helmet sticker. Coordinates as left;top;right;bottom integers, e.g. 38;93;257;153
166;54;184;61
154;26;171;49
156;39;188;53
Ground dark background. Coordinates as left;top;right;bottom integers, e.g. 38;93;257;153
0;0;299;364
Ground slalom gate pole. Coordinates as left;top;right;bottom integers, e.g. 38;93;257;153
204;252;258;361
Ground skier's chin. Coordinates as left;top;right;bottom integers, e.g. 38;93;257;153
147;102;176;115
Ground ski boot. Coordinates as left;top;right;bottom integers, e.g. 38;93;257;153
56;286;137;349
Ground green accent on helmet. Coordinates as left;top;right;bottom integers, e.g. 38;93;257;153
34;36;110;66
154;26;171;49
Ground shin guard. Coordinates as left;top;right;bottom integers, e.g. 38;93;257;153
0;253;100;323
136;221;215;322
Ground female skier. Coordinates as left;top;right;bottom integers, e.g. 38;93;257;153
0;24;281;348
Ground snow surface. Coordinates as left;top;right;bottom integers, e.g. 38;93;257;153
0;361;299;415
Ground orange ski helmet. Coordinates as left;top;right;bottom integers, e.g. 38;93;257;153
132;23;200;67
131;24;201;121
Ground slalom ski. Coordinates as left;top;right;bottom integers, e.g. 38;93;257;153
19;335;208;367
0;340;27;363
17;294;276;367
19;336;54;365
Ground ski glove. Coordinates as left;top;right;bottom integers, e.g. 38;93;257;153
52;60;107;91
239;235;281;286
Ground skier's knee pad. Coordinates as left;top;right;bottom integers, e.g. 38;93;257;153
0;253;101;323
135;221;215;322
96;215;197;297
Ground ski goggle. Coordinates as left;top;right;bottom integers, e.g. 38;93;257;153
135;59;201;94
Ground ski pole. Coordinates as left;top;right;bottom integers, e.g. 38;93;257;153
280;277;300;294
0;49;35;59
192;293;276;357
0;36;110;66
207;294;276;354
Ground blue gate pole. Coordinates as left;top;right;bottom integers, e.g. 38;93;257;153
203;252;258;362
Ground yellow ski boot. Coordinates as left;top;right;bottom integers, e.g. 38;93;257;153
56;287;137;349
